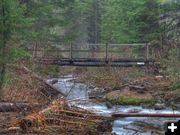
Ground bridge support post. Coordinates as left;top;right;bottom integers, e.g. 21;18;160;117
70;42;72;61
106;42;108;63
146;43;149;60
33;42;38;58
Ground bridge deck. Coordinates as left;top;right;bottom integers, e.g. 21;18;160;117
37;58;154;67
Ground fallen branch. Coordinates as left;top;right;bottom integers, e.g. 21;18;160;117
0;102;41;112
22;66;67;97
6;64;67;97
56;110;108;118
46;118;87;126
18;103;59;131
112;113;180;118
49;113;102;123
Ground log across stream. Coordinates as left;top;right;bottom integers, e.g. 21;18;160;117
48;75;180;135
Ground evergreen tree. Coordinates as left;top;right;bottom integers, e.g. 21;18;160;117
0;0;25;89
85;0;103;43
101;0;161;43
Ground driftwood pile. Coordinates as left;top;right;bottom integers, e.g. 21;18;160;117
1;66;113;134
5;98;113;135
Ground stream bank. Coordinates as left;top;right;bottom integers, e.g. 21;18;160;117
71;67;180;110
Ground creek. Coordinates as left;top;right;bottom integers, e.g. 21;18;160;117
47;75;180;135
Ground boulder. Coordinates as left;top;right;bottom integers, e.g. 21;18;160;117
51;79;58;85
104;86;111;91
154;103;166;110
106;102;113;108
173;103;180;110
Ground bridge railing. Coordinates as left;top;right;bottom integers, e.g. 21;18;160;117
83;43;150;60
26;42;150;61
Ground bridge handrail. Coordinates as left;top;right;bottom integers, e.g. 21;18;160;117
25;41;148;46
86;43;148;46
27;42;150;60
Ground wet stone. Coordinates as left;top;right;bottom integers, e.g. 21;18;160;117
173;103;180;110
51;79;58;85
128;109;142;113
130;85;146;91
154;103;166;110
104;86;111;91
88;85;95;89
106;102;113;108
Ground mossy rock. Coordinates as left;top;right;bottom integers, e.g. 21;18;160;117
106;96;155;105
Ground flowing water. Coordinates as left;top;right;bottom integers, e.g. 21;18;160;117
47;75;180;135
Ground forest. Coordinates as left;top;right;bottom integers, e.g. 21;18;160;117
0;0;180;135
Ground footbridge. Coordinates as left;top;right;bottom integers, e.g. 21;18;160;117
27;42;155;67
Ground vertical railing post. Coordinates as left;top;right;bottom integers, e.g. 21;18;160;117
106;42;108;63
42;48;44;58
146;43;149;60
33;42;37;58
33;44;35;58
35;41;38;58
70;42;72;60
179;46;180;62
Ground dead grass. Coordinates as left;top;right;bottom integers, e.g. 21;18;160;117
2;66;51;105
106;88;153;100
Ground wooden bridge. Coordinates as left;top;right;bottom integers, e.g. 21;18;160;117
27;42;155;67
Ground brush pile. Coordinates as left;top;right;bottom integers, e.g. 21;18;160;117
5;98;113;135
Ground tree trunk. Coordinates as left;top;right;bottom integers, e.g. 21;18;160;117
112;113;180;118
0;1;6;90
0;63;6;90
179;44;180;62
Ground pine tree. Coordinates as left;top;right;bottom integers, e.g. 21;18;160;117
0;0;25;89
101;0;161;43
